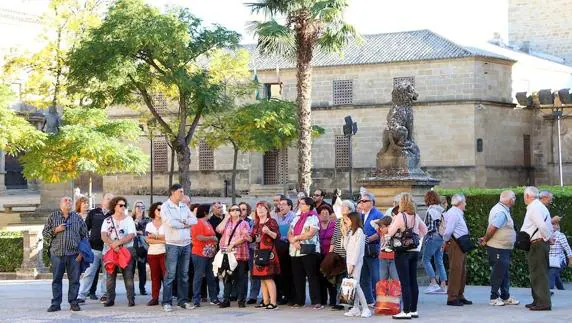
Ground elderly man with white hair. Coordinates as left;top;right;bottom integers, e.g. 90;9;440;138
539;191;553;207
357;192;383;306
521;186;553;311
479;191;519;306
442;193;472;307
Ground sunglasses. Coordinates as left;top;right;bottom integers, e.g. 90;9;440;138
118;204;126;208
358;200;371;204
136;205;145;209
230;208;240;212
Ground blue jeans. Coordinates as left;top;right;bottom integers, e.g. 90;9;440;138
549;261;565;290
487;246;511;300
380;259;399;280
247;247;261;300
191;254;219;305
360;255;380;304
422;234;447;282
163;244;191;305
50;254;81;306
78;249;106;299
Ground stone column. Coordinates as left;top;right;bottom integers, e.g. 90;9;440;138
0;151;6;194
16;230;49;279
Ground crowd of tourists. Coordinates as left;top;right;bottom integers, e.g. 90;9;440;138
42;184;571;319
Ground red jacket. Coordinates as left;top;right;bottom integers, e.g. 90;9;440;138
102;247;132;273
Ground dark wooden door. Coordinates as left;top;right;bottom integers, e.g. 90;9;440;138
4;154;27;189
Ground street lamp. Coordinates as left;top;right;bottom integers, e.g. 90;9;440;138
140;120;156;203
343;116;358;197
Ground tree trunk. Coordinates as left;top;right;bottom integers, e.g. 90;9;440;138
173;137;192;194
295;33;314;195
231;142;239;204
168;145;175;187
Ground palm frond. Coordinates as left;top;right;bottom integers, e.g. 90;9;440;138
317;22;361;53
248;20;296;57
246;0;291;16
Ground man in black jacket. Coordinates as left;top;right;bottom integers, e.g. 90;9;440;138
77;193;113;303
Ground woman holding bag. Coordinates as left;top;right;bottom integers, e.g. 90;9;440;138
100;196;137;307
251;201;281;309
288;197;321;309
387;193;427;320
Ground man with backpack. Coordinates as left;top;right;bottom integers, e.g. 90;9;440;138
478;191;519;306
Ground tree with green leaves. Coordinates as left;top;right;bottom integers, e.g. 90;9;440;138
67;0;242;193
0;85;46;154
198;99;308;203
248;0;359;194
2;0;107;109
20;107;147;185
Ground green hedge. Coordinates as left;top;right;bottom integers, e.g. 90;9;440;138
437;186;572;287
0;232;23;272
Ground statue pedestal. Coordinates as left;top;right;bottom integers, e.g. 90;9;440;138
36;182;73;216
358;175;440;214
16;230;49;279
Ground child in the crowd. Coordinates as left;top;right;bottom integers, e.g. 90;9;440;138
377;216;399;281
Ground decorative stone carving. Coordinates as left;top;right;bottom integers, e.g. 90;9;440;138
16;230;48;279
42;106;61;134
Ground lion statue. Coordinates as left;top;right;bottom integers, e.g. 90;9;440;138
377;79;421;173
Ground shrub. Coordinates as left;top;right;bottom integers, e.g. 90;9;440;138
437;186;572;286
0;232;23;272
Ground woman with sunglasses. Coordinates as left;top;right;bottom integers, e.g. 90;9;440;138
131;200;149;295
145;202;165;306
216;204;252;308
100;196;137;307
251;201;281;309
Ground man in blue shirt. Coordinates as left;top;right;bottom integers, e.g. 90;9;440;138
358;192;383;305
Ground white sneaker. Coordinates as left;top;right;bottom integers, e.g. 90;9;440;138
410;312;419;318
424;284;440;294
489;298;505;306
344;307;361;317
392;311;412;320
181;302;194;309
436;286;448;294
361;309;372;318
163;304;173;312
503;297;520;305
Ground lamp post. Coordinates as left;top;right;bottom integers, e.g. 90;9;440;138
553;108;564;187
343;116;358;197
141;120;156;203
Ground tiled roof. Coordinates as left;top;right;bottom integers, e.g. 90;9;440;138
245;29;513;70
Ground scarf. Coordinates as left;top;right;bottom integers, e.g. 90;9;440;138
293;210;317;235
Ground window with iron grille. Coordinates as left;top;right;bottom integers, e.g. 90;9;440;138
152;93;168;114
333;80;353;105
393;76;415;88
335;135;350;169
199;140;214;171
153;138;168;173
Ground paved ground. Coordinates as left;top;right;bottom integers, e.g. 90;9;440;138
1;280;570;322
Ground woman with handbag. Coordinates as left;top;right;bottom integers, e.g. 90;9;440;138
342;211;371;318
288;197;322;309
144;202;165;306
251;201;281;309
190;204;220;307
216;204;251;308
386;193;427;320
100;196;137;307
131;200;149;295
317;204;337;308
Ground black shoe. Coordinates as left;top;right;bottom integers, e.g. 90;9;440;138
100;295;108;304
529;305;551;311
140;290;148;296
89;293;98;300
47;305;61;312
331;305;345;310
238;301;246;308
70;304;81;311
219;300;231;308
229;296;237;301
447;300;464;306
128;300;135;307
525;303;536;308
103;301;115;307
265;304;278;310
76;299;85;304
460;299;473;305
246;299;257;305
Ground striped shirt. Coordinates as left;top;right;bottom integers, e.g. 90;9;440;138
330;218;346;258
549;231;572;264
42;210;88;257
425;204;445;234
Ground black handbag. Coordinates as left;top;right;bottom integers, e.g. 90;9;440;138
454;234;475;253
255;249;272;266
365;243;379;258
300;243;316;255
514;215;547;252
391;213;420;252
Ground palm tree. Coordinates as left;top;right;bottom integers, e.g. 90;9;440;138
247;0;359;194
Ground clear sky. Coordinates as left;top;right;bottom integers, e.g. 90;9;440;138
150;0;509;46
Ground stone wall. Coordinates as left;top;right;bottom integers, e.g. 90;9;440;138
509;0;572;66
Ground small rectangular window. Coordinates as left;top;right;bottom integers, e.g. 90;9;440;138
152;93;168;114
199;140;214;171
152;138;168;173
335;135;350;169
333;80;353;105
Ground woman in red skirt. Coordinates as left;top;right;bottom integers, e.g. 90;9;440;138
251;201;281;309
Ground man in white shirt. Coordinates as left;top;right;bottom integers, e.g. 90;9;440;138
160;184;197;312
521;186;553;311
